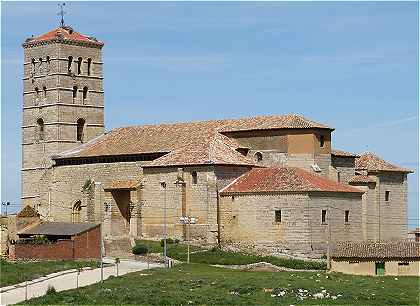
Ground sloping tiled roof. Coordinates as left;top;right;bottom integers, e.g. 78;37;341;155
220;167;364;195
331;149;360;158
145;133;257;167
356;153;413;173
54;114;332;162
103;180;140;190
348;175;376;184
23;26;103;48
19;222;99;236
332;241;420;259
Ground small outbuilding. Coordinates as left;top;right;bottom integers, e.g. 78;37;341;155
9;222;101;261
331;240;420;276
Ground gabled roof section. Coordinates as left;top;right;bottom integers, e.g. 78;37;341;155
332;241;420;259
348;175;376;184
331;149;360;158
220;167;363;195
54;114;332;160
19;222;99;236
103;180;140;190
356;152;413;173
23;26;103;48
145;133;257;167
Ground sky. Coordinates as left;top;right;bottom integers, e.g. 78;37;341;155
1;2;419;228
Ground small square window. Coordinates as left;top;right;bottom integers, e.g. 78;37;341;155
275;210;282;223
345;210;349;223
321;210;327;223
385;191;390;202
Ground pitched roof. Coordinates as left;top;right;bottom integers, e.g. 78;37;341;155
103;180;140;190
23;26;103;48
145;132;257;167
331;149;360;158
220;167;364;195
356;152;413;173
348;175;376;184
19;222;99;236
54;114;332;162
332;241;420;259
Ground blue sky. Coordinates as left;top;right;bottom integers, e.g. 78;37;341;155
1;2;419;228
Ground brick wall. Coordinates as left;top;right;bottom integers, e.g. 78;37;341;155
10;225;100;261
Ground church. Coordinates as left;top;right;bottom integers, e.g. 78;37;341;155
20;25;412;255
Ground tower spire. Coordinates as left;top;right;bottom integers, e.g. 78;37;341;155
58;3;66;28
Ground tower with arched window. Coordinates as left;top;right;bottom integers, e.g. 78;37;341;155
21;25;105;209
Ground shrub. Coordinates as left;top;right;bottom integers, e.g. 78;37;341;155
160;238;175;247
33;235;51;245
46;285;56;295
132;244;148;255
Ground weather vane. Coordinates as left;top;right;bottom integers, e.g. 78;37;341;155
58;3;66;28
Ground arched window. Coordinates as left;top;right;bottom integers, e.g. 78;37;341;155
77;57;82;75
68;56;73;72
42;86;47;101
82;86;88;103
46;56;51;74
72;201;82;223
87;58;92;76
72;86;78;101
37;118;45;141
191;171;198;185
77;118;85;142
34;87;40;103
254;152;263;163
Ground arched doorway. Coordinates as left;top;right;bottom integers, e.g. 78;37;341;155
72;201;82;223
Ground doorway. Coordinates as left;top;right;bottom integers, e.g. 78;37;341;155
375;262;385;276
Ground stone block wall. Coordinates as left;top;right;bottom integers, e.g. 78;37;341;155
331;156;356;183
219;191;363;254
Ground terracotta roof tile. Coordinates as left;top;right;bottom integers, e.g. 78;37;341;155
54;114;331;161
348;175;376;184
356;152;413;173
23;26;103;47
331;149;360;158
103;180;140;190
220;167;364;194
19;222;99;236
332;241;420;259
145;133;257;167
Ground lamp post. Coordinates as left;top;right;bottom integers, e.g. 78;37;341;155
179;216;196;263
160;179;168;268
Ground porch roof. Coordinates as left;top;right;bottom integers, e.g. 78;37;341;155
103;180;140;190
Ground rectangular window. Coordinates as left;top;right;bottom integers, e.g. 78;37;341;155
349;261;359;264
385;191;390;202
321;210;327;223
320;135;325;147
398;262;409;266
275;210;282;223
345;210;349;223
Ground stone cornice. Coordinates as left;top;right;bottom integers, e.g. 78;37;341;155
23;103;104;109
23;38;103;49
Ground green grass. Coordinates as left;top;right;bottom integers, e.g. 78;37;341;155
135;239;326;270
0;260;99;287
21;263;420;305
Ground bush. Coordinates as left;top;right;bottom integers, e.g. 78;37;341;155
46;285;56;295
132;244;148;255
33;235;51;245
160;238;175;247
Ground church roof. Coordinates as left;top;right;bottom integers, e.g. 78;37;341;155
144;132;257;168
54;114;332;165
23;26;103;48
331;149;360;158
220;167;364;195
355;152;413;173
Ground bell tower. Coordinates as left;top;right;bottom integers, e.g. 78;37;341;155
21;25;105;209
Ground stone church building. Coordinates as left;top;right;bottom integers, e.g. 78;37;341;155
20;25;412;254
